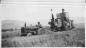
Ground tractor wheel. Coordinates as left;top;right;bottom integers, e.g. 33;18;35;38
27;33;32;36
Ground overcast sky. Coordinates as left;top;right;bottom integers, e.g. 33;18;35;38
0;0;85;26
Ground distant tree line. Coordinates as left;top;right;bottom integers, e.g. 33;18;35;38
2;28;14;32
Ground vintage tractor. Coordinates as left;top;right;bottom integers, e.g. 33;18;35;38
21;22;42;36
48;9;74;32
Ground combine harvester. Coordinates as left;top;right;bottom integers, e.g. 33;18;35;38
48;9;75;32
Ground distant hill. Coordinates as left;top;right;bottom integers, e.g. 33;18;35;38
1;20;85;30
2;20;25;29
74;22;85;29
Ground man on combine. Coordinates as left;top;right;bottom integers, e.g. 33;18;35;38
36;22;42;28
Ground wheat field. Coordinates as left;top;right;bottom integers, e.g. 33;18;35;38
2;28;85;47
